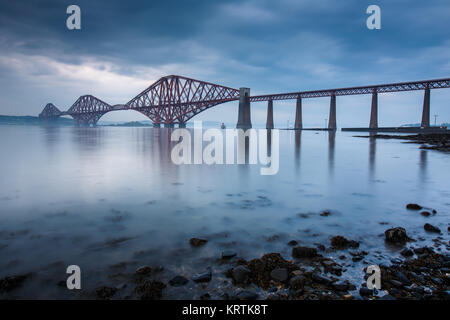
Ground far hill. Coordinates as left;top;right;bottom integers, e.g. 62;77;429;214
0;115;75;125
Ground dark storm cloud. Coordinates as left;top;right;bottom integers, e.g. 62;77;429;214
0;0;449;125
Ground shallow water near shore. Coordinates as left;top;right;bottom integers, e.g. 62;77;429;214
0;125;448;299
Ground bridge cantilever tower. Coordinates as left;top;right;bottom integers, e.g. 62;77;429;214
66;95;113;125
39;103;62;120
126;75;240;127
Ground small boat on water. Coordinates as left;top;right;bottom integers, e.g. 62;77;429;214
221;122;226;129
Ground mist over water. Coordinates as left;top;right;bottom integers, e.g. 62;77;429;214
0;125;448;298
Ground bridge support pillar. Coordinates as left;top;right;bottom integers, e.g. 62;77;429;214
178;123;186;128
164;123;174;128
328;94;336;130
421;86;430;127
266;100;274;129
369;90;378;129
294;97;302;129
236;88;252;129
153;123;161;128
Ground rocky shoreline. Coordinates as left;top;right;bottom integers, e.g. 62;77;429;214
356;133;450;152
1;203;448;300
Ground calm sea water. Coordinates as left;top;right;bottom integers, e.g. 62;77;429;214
0;125;449;299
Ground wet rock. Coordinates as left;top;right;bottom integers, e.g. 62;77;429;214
406;203;423;210
169;275;189;287
135;266;152;275
267;293;281;300
0;274;29;292
390;258;402;265
221;250;237;259
424;223;441;233
96;286;117;300
320;210;332;216
268;286;278;293
189;238;208;247
431;277;442;285
292;246;319;258
420;211;431;217
359;287;373;296
192;271;212;283
312;274;332;285
331;236;359;249
413;247;434;255
289;275;306;290
321;259;343;276
395;271;412;286
390;279;403;288
232;290;258;300
247;253;299;289
116;283;127;290
270;268;288;282
332;282;349;291
385;227;410;244
287;240;298;246
400;248;414;257
134;280;166;300
350;251;368;258
221;293;230;300
200;293;211;300
388;287;402;297
316;244;326;251
232;265;251;285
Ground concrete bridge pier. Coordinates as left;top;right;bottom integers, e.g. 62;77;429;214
236;88;252;129
421;86;430;127
164;123;174;128
266;100;274;129
294;97;302;129
328;94;337;130
369;90;378;129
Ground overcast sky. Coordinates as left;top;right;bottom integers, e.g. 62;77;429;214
0;0;449;127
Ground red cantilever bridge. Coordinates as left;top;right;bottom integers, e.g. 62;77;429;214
39;75;450;129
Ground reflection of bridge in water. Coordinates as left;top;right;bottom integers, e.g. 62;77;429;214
39;75;450;130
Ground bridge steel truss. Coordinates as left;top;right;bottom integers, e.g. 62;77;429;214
126;75;240;125
39;103;62;119
248;78;450;102
39;77;449;127
248;78;450;129
66;95;113;125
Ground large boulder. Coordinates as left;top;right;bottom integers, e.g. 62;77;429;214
189;238;208;247
247;253;299;289
424;223;441;233
96;286;117;300
232;265;251;285
385;227;410;244
192;270;212;283
134;280;166;300
168;275;189;287
330;236;359;249
270;268;288;282
292;246;319;258
406;203;422;210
